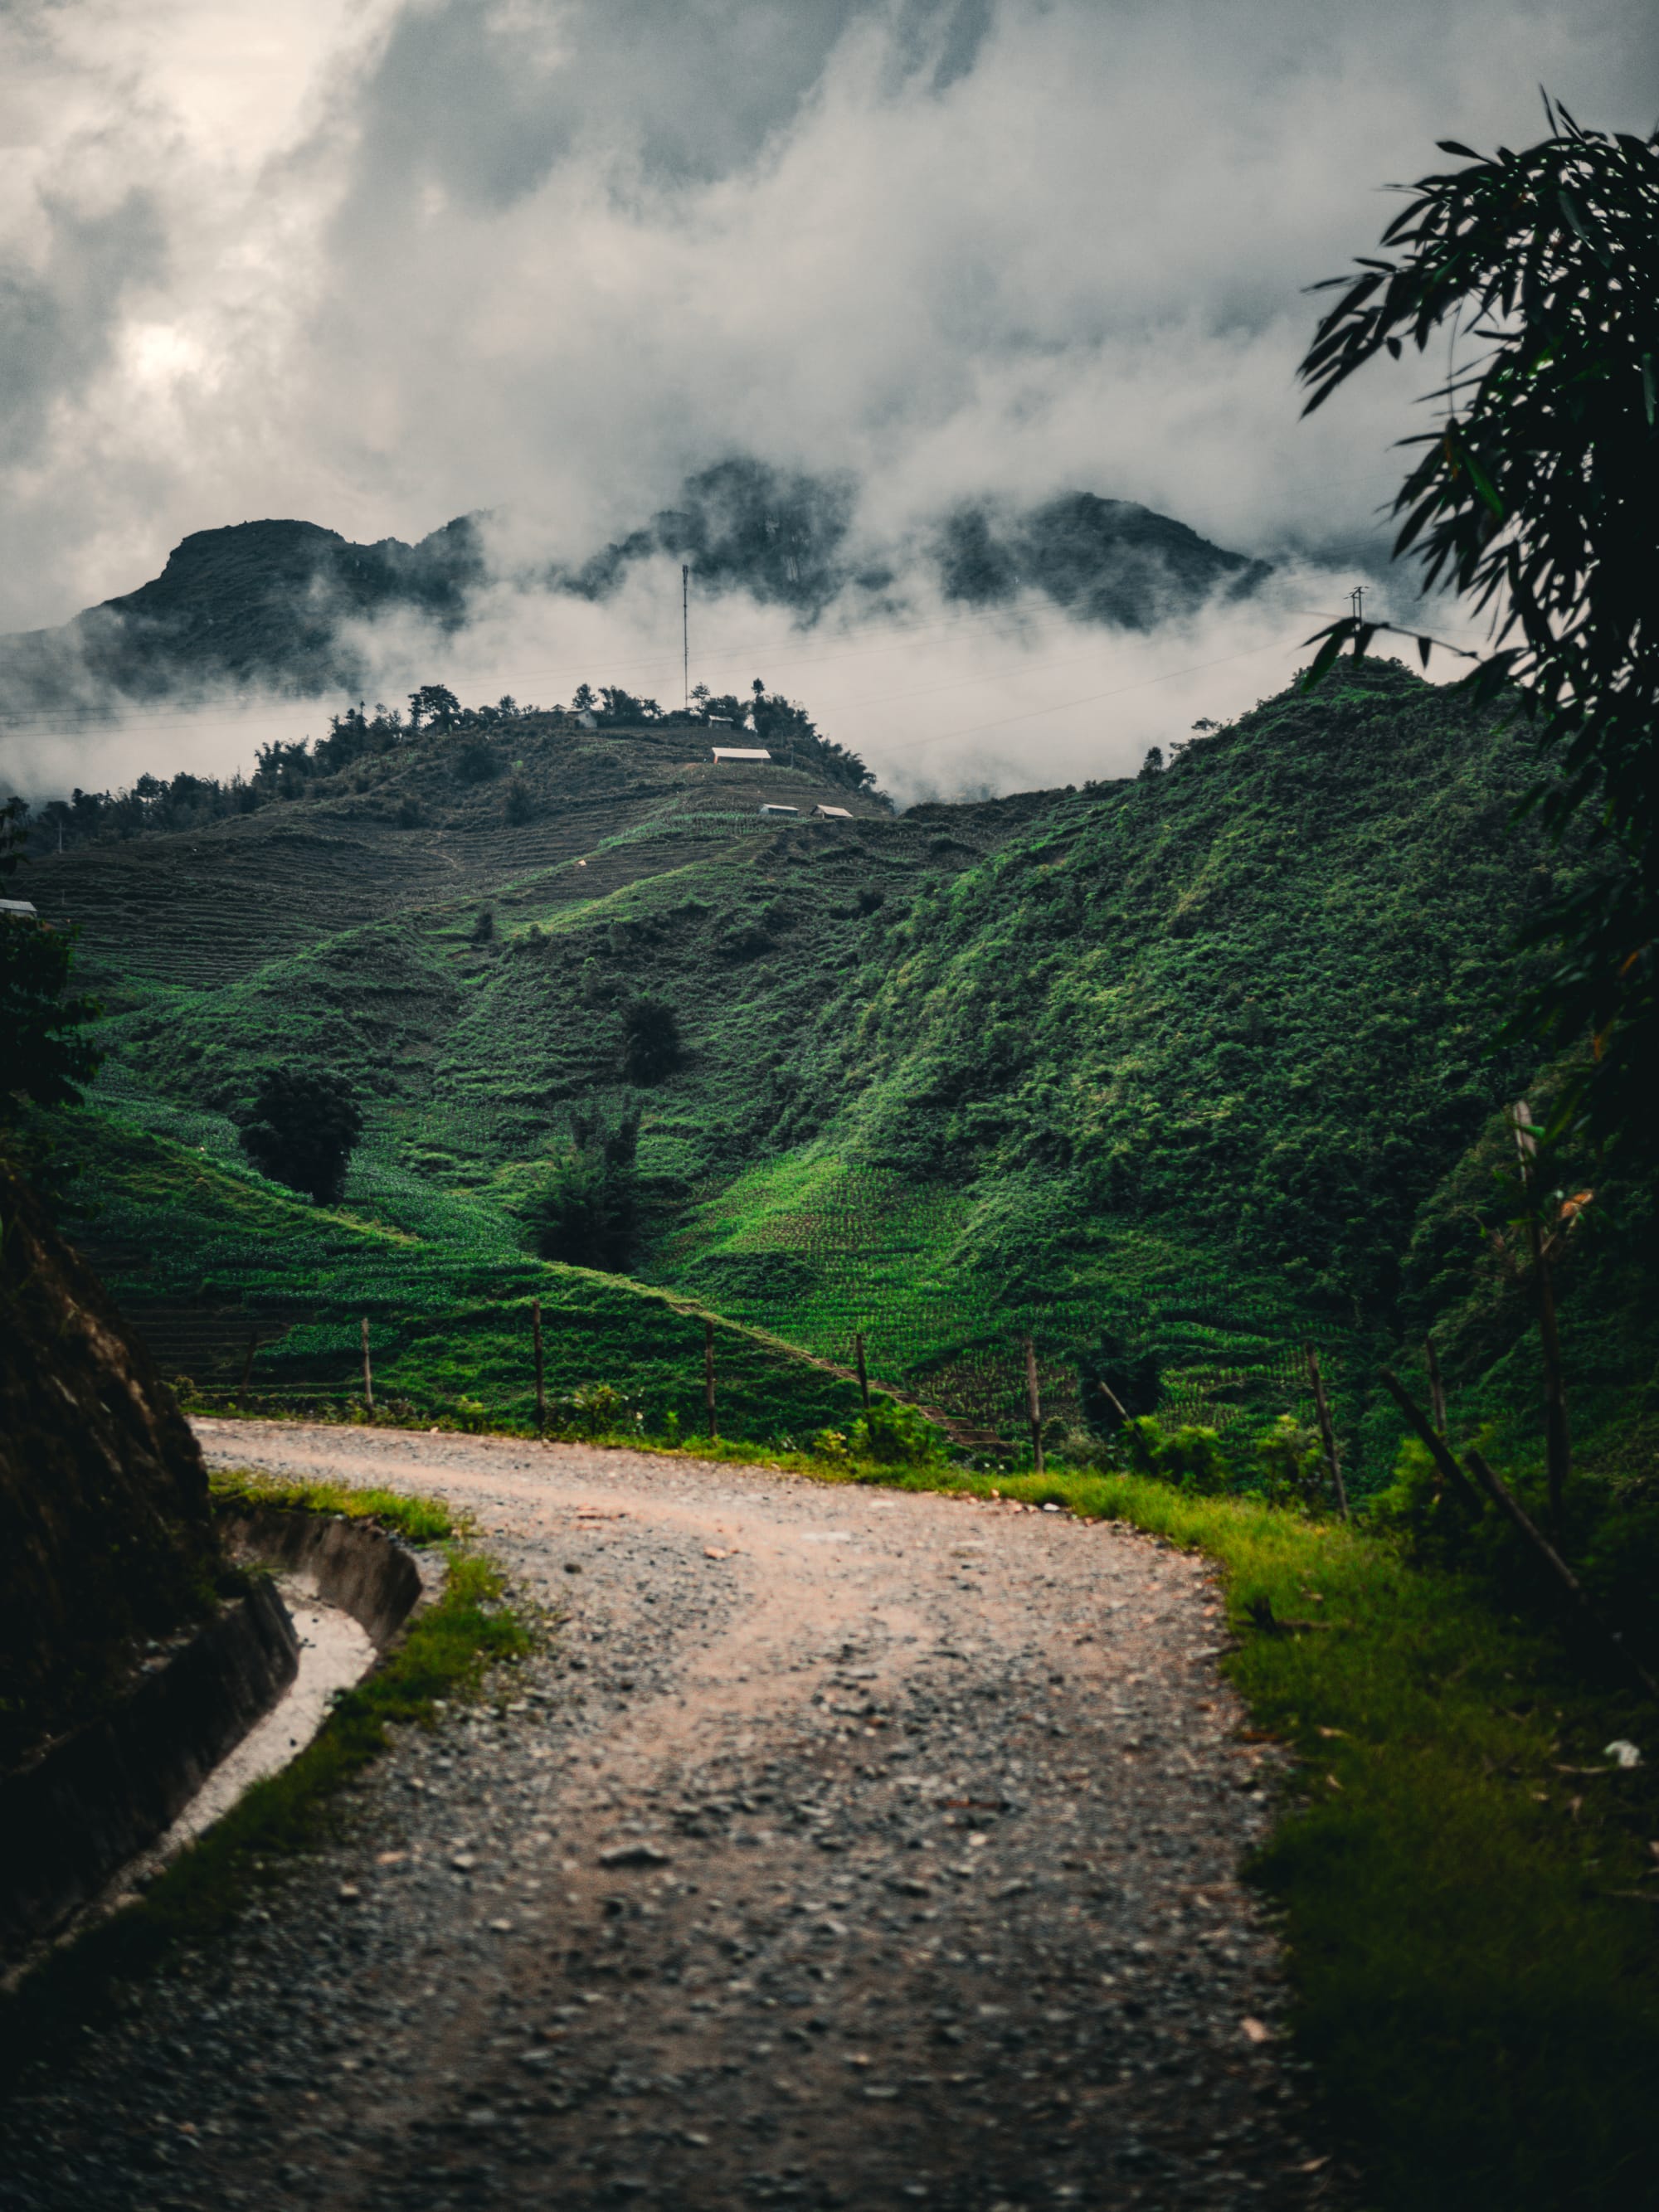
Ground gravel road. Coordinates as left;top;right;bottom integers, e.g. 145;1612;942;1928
0;1422;1343;2212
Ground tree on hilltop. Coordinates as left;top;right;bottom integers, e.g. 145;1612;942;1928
408;684;461;733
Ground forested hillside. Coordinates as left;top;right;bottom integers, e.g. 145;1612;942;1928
20;657;1655;1494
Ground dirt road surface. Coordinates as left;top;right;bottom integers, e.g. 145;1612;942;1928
0;1422;1341;2211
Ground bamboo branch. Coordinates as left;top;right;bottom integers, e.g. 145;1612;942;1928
1378;1369;1484;1511
1306;1345;1350;1519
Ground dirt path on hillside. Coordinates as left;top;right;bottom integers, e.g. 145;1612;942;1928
0;1424;1345;2212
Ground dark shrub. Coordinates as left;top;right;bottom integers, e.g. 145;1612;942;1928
621;994;682;1084
1078;1329;1161;1434
523;1106;640;1271
236;1067;363;1204
456;739;498;784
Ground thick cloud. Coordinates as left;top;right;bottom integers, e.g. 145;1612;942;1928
1;0;1655;798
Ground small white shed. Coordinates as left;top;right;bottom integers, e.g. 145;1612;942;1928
812;805;853;820
711;746;771;763
0;898;39;921
758;803;799;817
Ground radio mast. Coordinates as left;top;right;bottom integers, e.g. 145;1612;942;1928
682;564;689;712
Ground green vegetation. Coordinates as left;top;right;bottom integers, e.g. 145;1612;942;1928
0;798;101;1121
236;1063;363;1203
0;1514;531;2095
522;1102;643;1271
22;657;1655;1506
16;643;1659;2212
207;1465;461;1546
1301;107;1659;1146
42;1111;869;1442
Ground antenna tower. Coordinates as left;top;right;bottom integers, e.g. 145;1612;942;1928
682;564;689;712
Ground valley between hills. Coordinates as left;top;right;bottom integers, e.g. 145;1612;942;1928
22;654;1656;1505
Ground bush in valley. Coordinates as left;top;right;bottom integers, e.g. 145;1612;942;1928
521;1105;641;1272
848;1397;948;1469
548;1382;635;1438
470;907;495;945
504;777;535;825
236;1066;364;1205
455;737;498;785
1102;1412;1335;1511
621;994;683;1084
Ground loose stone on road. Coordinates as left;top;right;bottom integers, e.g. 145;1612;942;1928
0;1422;1340;2210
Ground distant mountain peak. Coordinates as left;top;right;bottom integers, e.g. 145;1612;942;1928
0;464;1269;722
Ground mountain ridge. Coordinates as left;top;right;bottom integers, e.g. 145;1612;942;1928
0;459;1271;725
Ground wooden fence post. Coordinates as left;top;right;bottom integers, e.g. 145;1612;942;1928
1024;1334;1044;1473
533;1296;546;1434
854;1332;871;1412
1305;1344;1347;1519
238;1330;257;1411
361;1315;374;1415
704;1320;717;1441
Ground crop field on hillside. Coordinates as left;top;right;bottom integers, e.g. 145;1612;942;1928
51;1111;866;1440
652;1144;1348;1440
36;666;1646;1493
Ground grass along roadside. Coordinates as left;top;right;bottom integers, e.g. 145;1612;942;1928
0;1490;534;2098
207;1461;464;1545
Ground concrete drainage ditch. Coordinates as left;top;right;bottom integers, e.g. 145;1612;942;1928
0;1507;427;1967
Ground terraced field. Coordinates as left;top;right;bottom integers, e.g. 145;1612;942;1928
37;663;1566;1486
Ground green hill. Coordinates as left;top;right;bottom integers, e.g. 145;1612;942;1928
25;659;1657;1491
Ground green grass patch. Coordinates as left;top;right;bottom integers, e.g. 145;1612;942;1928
207;1464;464;1546
0;1531;532;2098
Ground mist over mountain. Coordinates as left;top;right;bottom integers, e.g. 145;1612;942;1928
0;459;1269;727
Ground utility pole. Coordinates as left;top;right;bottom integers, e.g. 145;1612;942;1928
1350;584;1365;625
682;564;690;713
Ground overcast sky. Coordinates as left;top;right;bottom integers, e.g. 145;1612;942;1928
2;0;1656;798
